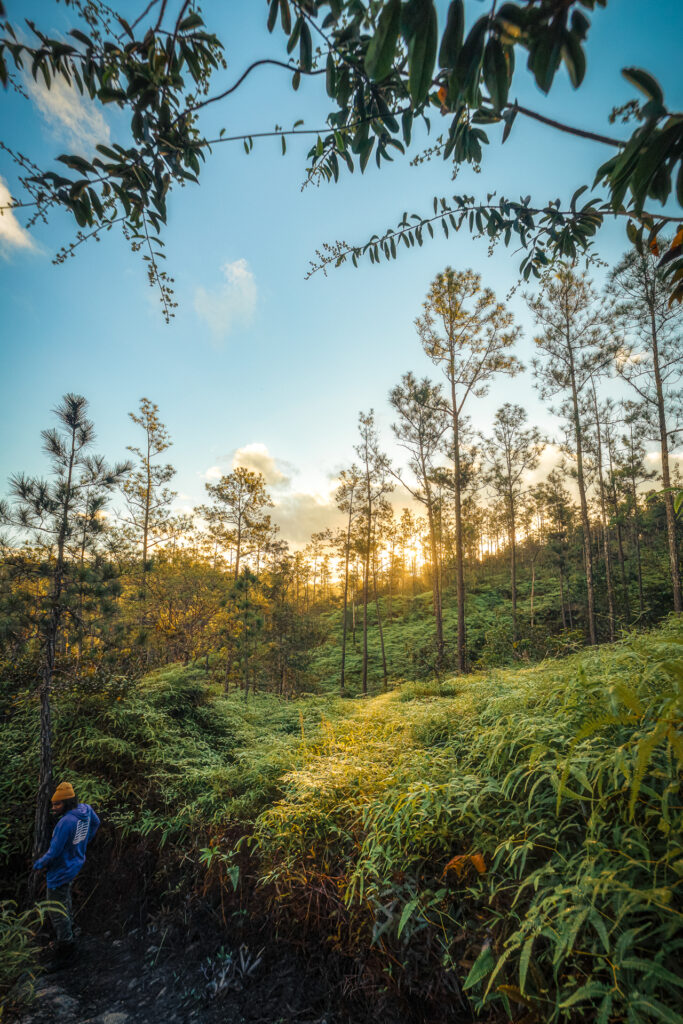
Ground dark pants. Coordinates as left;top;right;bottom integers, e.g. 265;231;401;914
46;882;73;944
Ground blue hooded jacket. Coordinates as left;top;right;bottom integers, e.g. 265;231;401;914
33;803;100;889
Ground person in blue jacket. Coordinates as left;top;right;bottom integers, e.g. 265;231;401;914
33;781;100;963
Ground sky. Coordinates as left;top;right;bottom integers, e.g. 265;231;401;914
1;0;682;546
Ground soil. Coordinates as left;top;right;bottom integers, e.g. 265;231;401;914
8;844;470;1024
13;927;344;1024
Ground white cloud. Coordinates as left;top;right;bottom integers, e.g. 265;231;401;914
527;442;564;485
194;259;258;340
646;451;683;465
26;75;110;150
0;178;36;256
271;492;341;545
202;465;224;481
232;443;291;486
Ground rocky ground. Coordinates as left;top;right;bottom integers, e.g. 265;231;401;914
13;927;339;1024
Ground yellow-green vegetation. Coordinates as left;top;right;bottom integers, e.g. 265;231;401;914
1;619;681;1022
250;616;683;1022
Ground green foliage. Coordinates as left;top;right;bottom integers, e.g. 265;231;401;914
251;618;683;1022
0;900;54;1009
2;1;681;308
1;619;681;1021
0;667;341;871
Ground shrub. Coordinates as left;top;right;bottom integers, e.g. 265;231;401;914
250;618;683;1023
0;900;53;1010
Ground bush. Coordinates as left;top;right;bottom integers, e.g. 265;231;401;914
250;618;683;1023
0;900;52;1010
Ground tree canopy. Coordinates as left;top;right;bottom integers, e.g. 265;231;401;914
1;0;682;318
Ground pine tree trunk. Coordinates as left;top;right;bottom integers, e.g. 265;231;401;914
592;386;616;640
373;561;388;689
450;397;467;672
31;424;78;895
650;307;682;611
612;500;631;623
569;362;596;644
425;490;444;670
631;470;645;615
361;556;369;695
340;499;353;695
509;496;517;643
361;495;372;695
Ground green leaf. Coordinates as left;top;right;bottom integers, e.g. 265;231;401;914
502;103;517;143
559;981;608;1008
518;935;533;994
299;22;312;72
69;29;93;47
401;110;413;146
359;137;375;172
178;12;203;32
438;0;464;69
597;992;613;1024
562;31;586;88
452;16;488;106
365;0;401;82
483;37;509;111
531;32;562;94
622;958;683;989
397;897;418;938
622;67;664;105
326;53;336;97
630;996;683;1023
463;944;495;990
403;0;438;106
588;909;610;954
280;0;291;35
267;0;279;34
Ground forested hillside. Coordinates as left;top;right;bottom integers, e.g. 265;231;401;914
1;253;682;1024
1;0;683;1021
1;620;681;1022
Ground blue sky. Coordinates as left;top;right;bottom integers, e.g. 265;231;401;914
1;0;682;543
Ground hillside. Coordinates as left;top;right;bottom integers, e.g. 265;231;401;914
2;617;681;1022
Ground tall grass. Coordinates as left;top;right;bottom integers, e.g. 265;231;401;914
251;617;683;1022
0;901;55;1011
0;666;342;872
1;621;680;1022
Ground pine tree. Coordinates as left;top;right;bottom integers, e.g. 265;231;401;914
529;267;616;645
416;267;522;671
389;373;448;670
610;246;683;612
483;404;544;643
335;465;362;694
0;395;127;880
354;411;393;695
122;398;176;608
196;468;273;580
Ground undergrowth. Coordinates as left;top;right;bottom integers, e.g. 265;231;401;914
249;616;683;1023
1;618;681;1022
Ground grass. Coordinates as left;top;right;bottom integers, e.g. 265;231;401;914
306;568;591;692
1;616;681;1022
250;615;683;1022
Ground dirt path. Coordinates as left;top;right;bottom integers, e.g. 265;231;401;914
15;929;337;1024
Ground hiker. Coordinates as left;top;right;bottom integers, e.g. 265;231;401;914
32;782;100;964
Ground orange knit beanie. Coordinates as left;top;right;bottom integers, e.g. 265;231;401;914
51;782;75;803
